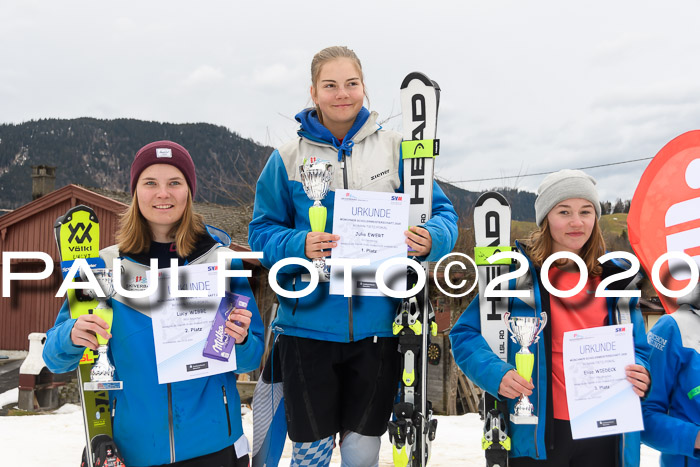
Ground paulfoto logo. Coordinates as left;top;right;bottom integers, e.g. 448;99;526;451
2;250;698;301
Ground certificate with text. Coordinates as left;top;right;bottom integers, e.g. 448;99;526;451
149;262;236;384
329;190;409;297
563;324;643;439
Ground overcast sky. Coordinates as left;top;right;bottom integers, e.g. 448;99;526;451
2;0;700;202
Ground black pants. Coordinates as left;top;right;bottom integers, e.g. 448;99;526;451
151;444;249;467
511;419;617;467
277;334;401;442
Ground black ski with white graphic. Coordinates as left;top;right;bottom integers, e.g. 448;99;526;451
389;72;440;467
474;192;512;467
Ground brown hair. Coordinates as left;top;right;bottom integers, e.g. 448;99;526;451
527;217;605;277
310;46;369;124
116;191;206;257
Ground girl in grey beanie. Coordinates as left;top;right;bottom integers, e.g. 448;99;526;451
450;168;651;466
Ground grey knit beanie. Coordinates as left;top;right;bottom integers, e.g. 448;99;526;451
535;169;601;226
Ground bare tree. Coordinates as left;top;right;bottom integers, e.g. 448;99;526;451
198;149;264;206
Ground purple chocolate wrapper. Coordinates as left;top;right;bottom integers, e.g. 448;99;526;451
203;291;250;362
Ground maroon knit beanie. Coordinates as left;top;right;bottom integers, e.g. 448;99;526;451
130;141;197;197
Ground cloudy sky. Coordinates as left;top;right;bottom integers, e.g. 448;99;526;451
2;0;700;202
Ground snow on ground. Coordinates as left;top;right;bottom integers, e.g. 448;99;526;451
0;389;660;466
0;387;18;408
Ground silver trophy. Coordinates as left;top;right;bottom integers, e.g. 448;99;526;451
299;158;334;281
503;311;547;424
84;268;123;391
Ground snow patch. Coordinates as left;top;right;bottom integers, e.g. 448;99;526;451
0;388;18;408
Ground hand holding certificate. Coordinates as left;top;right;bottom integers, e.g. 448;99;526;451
149;263;239;384
563;324;644;439
329;190;409;297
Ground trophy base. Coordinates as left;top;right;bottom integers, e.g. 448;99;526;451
510;414;538;424
84;381;123;391
301;273;330;283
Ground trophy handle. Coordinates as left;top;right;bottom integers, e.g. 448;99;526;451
531;312;548;345
503;312;518;344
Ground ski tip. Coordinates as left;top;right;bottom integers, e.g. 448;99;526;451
53;214;65;229
400;72;435;89
474;191;510;208
54;204;98;228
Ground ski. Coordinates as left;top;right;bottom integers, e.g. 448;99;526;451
473;192;512;467
389;72;440;467
54;205;125;467
251;343;286;467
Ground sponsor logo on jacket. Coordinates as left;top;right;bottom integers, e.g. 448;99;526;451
371;169;390;181
647;332;667;351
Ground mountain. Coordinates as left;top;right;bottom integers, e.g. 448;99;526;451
0;118;273;210
0;118;538;223
437;182;536;226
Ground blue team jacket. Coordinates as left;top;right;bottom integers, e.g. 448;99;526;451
642;306;700;466
43;230;264;466
450;244;651;465
248;107;458;343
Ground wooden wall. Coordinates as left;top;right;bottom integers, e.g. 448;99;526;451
0;187;124;350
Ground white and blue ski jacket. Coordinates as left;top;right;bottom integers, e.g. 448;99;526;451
248;107;458;343
641;305;700;466
43;228;264;467
450;244;651;465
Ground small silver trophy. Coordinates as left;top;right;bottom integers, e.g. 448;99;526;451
299;158;334;281
84;268;123;391
503;312;547;424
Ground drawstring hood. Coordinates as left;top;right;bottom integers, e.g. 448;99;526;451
295;107;370;161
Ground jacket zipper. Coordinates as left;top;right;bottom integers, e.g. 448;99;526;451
168;383;175;462
222;385;232;437
342;154;354;342
621;431;625;466
189;245;220;265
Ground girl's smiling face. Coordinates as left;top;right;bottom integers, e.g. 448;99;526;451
136;164;189;242
311;57;365;139
546;198;596;255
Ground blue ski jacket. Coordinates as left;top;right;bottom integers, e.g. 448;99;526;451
450;244;651;465
641;305;700;466
43;227;264;467
248;107;458;343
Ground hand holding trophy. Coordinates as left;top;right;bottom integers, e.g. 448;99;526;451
299;157;334;281
84;268;123;391
503;312;547;424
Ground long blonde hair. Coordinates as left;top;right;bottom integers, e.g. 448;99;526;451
116;191;206;257
310;46;369;125
527;217;605;277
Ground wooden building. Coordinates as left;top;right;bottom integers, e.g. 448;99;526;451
0;184;267;352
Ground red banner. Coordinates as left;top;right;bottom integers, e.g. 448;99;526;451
628;130;700;313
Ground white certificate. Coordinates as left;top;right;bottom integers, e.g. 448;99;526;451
563;324;643;439
329;190;409;297
149;263;236;384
